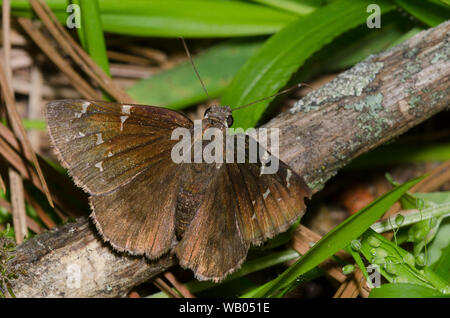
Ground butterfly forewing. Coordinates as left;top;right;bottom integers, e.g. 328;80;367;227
46;99;192;195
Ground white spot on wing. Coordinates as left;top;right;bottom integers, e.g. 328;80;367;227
107;152;113;157
75;112;82;118
96;133;104;145
95;161;103;172
78;132;85;137
252;200;255;205
286;169;292;188
122;105;132;114
251;213;256;220
263;188;270;200
81;101;90;113
120;115;128;131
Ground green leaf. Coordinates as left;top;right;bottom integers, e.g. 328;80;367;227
242;175;424;297
250;0;319;15
395;0;450;27
369;283;447;298
416;192;450;205
222;0;396;129
359;229;437;289
9;0;297;38
126;40;263;108
427;218;450;281
78;0;110;76
370;202;450;233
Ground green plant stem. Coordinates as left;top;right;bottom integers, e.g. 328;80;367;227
371;203;450;233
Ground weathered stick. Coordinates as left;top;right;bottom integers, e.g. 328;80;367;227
8;21;450;297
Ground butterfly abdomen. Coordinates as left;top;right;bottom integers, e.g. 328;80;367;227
175;185;201;239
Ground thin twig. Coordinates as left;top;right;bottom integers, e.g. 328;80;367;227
164;271;195;298
29;0;135;103
8;169;27;243
17;18;99;99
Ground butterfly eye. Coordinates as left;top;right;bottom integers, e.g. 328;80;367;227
227;115;234;127
204;108;211;118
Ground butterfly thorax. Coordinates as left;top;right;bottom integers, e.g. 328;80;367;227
203;105;233;130
174;106;233;239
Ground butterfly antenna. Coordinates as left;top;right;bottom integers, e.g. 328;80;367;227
180;37;210;100
231;83;314;111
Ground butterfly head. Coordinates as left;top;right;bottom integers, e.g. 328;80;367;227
203;106;233;128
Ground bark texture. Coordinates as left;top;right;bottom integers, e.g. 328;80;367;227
7;21;450;297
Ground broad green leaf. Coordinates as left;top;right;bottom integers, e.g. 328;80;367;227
250;0;318;15
8;0;297;37
369;283;446;298
242;176;424;297
222;0;396;129
127;40;263;108
395;0;450;27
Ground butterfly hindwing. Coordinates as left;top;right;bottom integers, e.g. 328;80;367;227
229;158;311;246
175;167;250;282
90;159;181;259
175;134;310;281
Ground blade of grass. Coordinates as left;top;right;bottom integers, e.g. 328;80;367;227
222;0;396;129
250;0;318;15
346;246;374;288
78;0;110;76
70;0;86;48
242;175;424;297
78;0;111;101
8;0;297;37
395;0;450;27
